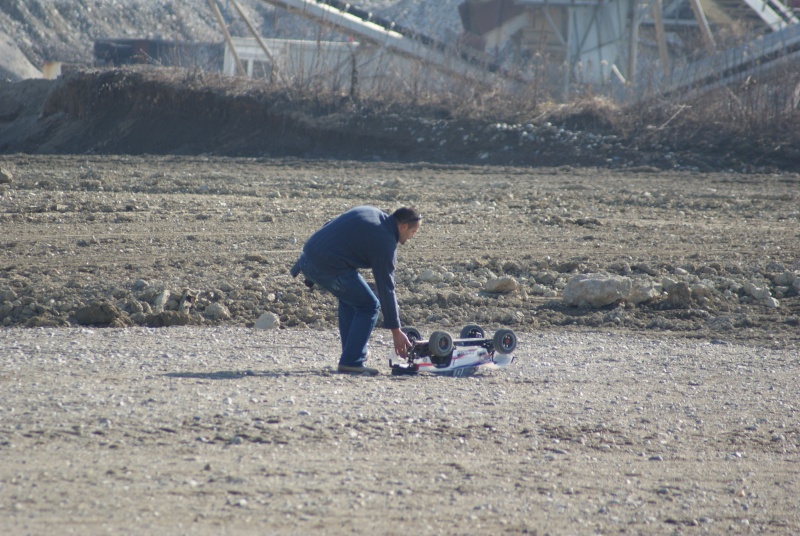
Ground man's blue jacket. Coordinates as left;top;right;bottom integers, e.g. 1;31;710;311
302;206;401;329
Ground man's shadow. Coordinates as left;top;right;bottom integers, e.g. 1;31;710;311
164;369;335;380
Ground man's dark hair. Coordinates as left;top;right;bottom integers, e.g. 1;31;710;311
393;207;421;225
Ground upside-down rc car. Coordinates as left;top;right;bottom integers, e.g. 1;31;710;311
389;325;517;377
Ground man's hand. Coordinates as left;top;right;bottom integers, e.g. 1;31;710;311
391;328;412;358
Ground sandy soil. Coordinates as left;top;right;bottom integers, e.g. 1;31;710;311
1;155;799;534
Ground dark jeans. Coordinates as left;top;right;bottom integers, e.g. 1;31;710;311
293;254;379;367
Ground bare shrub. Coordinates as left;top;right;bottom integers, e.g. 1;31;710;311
622;57;800;167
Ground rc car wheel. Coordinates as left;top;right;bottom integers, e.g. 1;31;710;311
401;326;422;344
428;331;454;358
492;329;517;354
459;324;485;339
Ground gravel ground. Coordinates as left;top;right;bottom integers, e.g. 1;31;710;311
2;2;799;533
1;154;799;534
2;326;798;535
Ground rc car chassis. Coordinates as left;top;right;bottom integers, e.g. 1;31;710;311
389;324;517;377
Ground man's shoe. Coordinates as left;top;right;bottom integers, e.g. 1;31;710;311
337;364;380;376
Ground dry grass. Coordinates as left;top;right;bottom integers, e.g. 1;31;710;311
34;60;800;169
624;69;800;166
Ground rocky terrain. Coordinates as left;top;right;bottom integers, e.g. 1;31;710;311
1;153;799;534
1;154;799;348
2;325;798;534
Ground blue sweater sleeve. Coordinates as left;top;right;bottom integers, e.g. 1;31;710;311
372;248;400;329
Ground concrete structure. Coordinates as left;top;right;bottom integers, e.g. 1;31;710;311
223;34;489;95
94;38;223;71
253;0;510;86
221;0;800;100
460;0;637;92
662;18;800;98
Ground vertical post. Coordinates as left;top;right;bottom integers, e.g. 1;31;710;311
651;0;669;75
564;6;572;99
230;0;285;84
688;0;716;52
208;0;246;76
627;0;640;91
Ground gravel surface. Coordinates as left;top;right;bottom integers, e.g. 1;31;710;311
2;326;799;535
1;154;799;534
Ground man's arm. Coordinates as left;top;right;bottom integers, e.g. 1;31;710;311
371;250;401;329
376;267;410;356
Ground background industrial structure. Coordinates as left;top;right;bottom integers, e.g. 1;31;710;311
2;0;799;102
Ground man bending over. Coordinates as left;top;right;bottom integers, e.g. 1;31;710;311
290;206;422;376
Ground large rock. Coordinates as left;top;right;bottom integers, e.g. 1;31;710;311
690;283;714;300
743;282;771;300
485;276;519;293
563;274;632;308
26;315;68;328
773;271;797;286
142;311;194;327
417;269;442;283
153;289;171;312
628;280;660;305
255;312;280;330
0;288;17;303
205;302;231;321
666;282;692;307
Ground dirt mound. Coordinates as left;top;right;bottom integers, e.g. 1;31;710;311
0;67;460;161
0;68;697;168
0;67;593;165
1;66;799;171
2;0;798;171
8;68;365;158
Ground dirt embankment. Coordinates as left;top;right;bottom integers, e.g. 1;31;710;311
2;67;800;172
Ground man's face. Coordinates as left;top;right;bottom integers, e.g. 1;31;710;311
398;221;421;245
